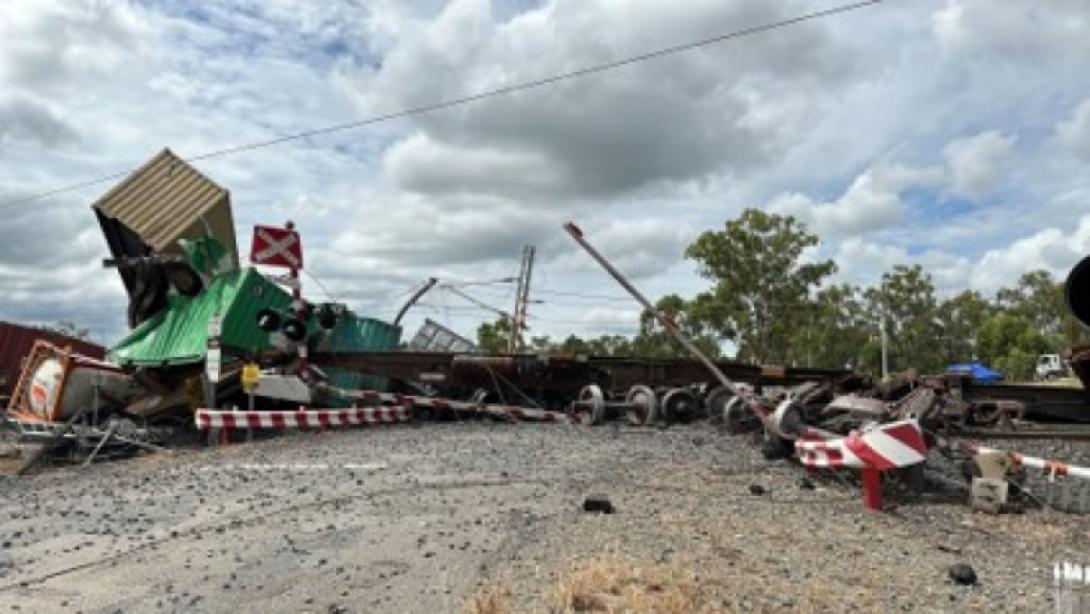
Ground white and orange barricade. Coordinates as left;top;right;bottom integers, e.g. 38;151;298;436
954;441;1090;481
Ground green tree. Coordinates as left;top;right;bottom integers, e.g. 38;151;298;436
864;264;943;373
936;289;994;363
686;209;835;363
631;294;720;358
39;320;92;341
996;270;1064;336
553;334;635;356
997;271;1055;344
476;316;514;353
974;312;1052;380
528;335;555;353
795;284;870;369
996;269;1088;349
586;335;635;356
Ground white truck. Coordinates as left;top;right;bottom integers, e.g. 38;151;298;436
1035;354;1069;380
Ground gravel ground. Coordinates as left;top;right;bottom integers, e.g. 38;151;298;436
0;422;1088;613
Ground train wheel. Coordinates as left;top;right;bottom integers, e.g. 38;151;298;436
661;388;700;425
704;386;732;424
722;395;757;434
576;384;606;425
770;398;804;439
624;384;656;426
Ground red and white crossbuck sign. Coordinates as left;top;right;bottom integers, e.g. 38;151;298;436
251;225;303;269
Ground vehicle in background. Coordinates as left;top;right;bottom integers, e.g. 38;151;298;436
1035;354;1070;381
947;362;1003;384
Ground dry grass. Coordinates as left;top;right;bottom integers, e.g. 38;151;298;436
547;555;705;613
463;583;513;614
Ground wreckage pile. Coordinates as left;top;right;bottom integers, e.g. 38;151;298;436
3;148;1090;517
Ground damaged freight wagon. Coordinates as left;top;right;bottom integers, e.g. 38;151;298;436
5;149;402;449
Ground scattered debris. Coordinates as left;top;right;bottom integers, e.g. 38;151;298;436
748;484;767;496
948;563;978;586
582;495;615;514
563;220;1090;514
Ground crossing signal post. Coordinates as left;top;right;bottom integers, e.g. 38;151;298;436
250;222;309;376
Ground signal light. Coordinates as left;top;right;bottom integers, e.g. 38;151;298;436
281;318;307;342
256;308;281;332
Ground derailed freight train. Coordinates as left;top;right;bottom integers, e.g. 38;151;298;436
3;148;854;443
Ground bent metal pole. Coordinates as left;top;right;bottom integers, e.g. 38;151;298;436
562;221;770;420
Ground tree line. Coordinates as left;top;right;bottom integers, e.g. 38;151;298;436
478;209;1088;379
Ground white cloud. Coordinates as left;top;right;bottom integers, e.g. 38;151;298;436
971;217;1090;292
567;306;642;334
342;0;861;202
769;164;944;238
383;132;563;197
1055;98;1090;162
943;130;1015;198
931;0;1090;62
550;217;695;281
831;238;909;287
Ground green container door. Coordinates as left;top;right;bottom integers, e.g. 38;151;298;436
108;268;292;366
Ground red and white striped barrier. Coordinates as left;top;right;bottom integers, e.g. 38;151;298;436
795;419;928;510
957;441;1090;481
321;386;581;425
195;406;411;430
796;419;928;470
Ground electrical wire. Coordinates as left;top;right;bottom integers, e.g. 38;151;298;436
300;267;340;304
415;301;642;330
441;286;513;319
536;287;872;312
1;0;881;208
438;277;517;288
416;303;497;312
534;288;636;302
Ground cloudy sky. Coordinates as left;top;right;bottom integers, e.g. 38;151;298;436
1;0;1089;346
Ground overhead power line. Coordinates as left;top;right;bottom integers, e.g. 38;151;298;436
441;286;513;319
534;288;636;302
2;0;880;208
439;277;518;288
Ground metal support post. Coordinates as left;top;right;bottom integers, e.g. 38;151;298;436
562;221;833;441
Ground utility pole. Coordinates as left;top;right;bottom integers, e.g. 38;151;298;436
508;245;535;354
880;312;889;380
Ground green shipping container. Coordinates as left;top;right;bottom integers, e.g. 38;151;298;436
317;314;401;393
108;268;292;366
